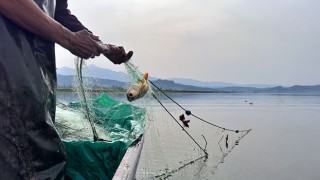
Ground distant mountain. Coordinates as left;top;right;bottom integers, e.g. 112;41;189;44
57;66;75;75
57;74;126;88
57;74;320;93
57;65;129;82
151;79;223;92
168;78;236;88
216;86;262;93
57;74;222;92
57;75;223;92
259;85;320;93
215;85;320;93
57;66;276;88
241;84;279;88
169;78;277;88
57;66;320;93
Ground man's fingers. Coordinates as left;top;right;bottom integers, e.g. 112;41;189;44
118;46;125;54
89;33;100;41
85;37;102;57
124;51;133;61
69;29;102;59
94;41;104;53
99;43;133;64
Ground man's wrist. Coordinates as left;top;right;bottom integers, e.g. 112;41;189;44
52;25;73;49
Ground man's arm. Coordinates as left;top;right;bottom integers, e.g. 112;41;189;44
55;0;88;33
0;0;102;58
0;0;72;45
54;0;133;63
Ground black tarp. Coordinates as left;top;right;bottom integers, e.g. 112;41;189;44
0;0;66;179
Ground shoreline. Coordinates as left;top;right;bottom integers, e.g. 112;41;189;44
57;87;320;94
57;87;225;94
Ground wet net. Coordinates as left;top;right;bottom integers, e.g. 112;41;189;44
124;61;251;179
55;58;251;179
55;58;146;179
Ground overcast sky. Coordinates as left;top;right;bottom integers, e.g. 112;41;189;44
55;0;320;86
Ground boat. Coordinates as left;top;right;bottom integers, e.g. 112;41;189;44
113;136;144;180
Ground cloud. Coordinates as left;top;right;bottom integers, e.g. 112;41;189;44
56;0;320;85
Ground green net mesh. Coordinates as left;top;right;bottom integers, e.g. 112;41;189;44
56;59;251;179
56;59;147;180
56;94;146;179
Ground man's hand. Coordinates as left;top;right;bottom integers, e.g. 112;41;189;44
102;44;133;64
0;0;131;61
0;0;102;60
65;29;103;59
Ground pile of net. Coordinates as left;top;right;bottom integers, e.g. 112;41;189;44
55;59;146;179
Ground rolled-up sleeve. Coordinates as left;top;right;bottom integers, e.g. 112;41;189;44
54;0;90;32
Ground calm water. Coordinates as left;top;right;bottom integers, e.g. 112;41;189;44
57;92;320;180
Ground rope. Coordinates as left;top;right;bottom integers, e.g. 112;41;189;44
151;93;208;156
148;80;251;133
124;62;208;155
126;63;251;136
125;62;250;133
76;58;99;141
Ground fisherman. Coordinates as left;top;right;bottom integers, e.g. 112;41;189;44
0;0;132;179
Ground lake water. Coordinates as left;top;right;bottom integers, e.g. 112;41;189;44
57;92;320;180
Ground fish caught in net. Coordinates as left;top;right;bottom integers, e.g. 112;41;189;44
124;62;251;179
55;58;147;179
55;58;251;179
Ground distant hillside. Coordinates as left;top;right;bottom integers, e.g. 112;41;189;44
57;75;222;92
169;78;277;88
168;78;236;88
57;65;129;82
215;85;320;93
216;86;262;93
57;66;275;88
57;74;320;93
57;67;75;75
57;74;225;92
57;74;126;88
57;66;320;93
259;85;320;93
151;79;223;92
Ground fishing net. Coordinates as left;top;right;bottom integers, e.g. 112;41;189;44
55;58;146;179
137;113;250;179
124;62;251;179
55;58;251;179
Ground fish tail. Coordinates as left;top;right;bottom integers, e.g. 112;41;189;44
143;73;149;80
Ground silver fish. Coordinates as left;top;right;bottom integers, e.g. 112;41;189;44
127;73;149;102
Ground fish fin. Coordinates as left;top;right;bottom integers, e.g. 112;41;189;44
143;73;149;80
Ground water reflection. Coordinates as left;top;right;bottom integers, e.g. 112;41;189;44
57;92;320;180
